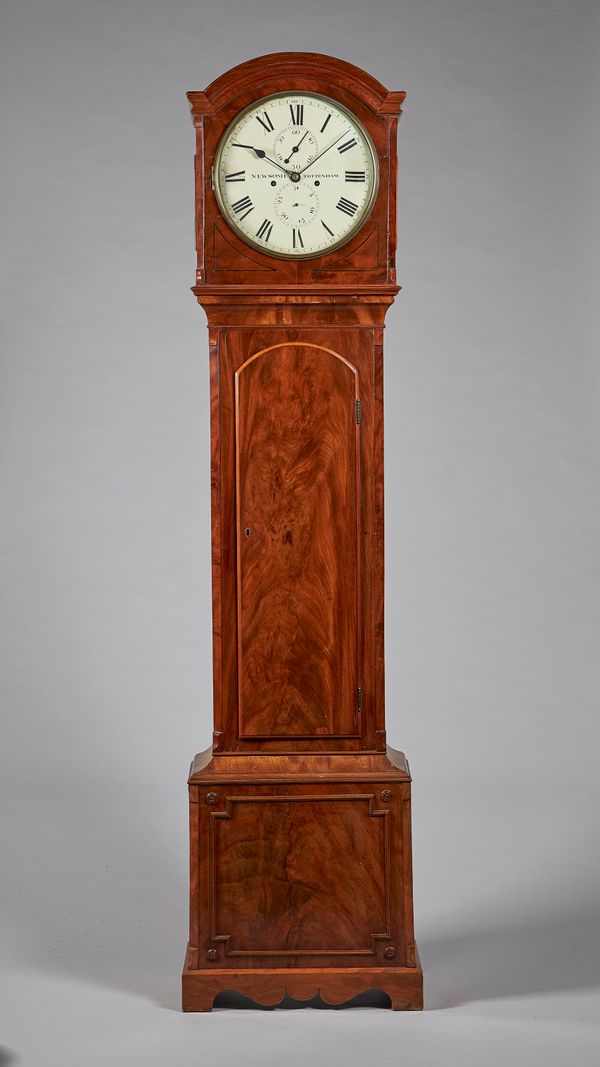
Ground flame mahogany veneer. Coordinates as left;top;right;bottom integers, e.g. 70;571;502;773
182;52;423;1012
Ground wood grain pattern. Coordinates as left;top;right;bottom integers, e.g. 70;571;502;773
183;53;422;1011
236;343;360;738
211;794;388;955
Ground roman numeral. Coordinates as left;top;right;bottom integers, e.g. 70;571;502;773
337;137;358;154
321;220;334;237
292;228;304;249
256;111;274;133
320;113;332;133
225;170;245;182
336;196;359;217
231;195;254;220
345;170;365;182
256;218;273;242
289;103;304;125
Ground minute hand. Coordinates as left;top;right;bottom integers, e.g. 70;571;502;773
298;130;350;174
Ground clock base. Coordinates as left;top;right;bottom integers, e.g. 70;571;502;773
184;746;421;1011
182;947;423;1012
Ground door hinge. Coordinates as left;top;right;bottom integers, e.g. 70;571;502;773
357;686;363;712
355;398;361;424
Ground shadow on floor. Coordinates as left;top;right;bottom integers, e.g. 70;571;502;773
0;1048;19;1065
421;903;600;1008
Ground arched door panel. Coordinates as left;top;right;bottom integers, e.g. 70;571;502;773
235;343;361;738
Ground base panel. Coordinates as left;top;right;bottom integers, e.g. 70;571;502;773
182;946;423;1012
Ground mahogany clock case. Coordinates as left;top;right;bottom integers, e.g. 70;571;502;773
182;53;423;1012
187;52;405;288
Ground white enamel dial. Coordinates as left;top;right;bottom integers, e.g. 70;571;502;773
213;92;379;259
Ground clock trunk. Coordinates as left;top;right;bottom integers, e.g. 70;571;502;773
213;324;382;754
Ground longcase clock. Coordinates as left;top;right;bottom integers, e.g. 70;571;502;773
182;52;423;1012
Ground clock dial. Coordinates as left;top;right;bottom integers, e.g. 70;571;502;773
213;92;379;259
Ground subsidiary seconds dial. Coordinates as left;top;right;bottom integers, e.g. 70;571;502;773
213;92;379;259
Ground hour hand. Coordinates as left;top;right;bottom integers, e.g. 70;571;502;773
231;142;267;158
231;143;291;176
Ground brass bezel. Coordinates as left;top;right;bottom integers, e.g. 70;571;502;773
212;91;380;261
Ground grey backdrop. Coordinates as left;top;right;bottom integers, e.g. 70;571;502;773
1;0;599;1064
